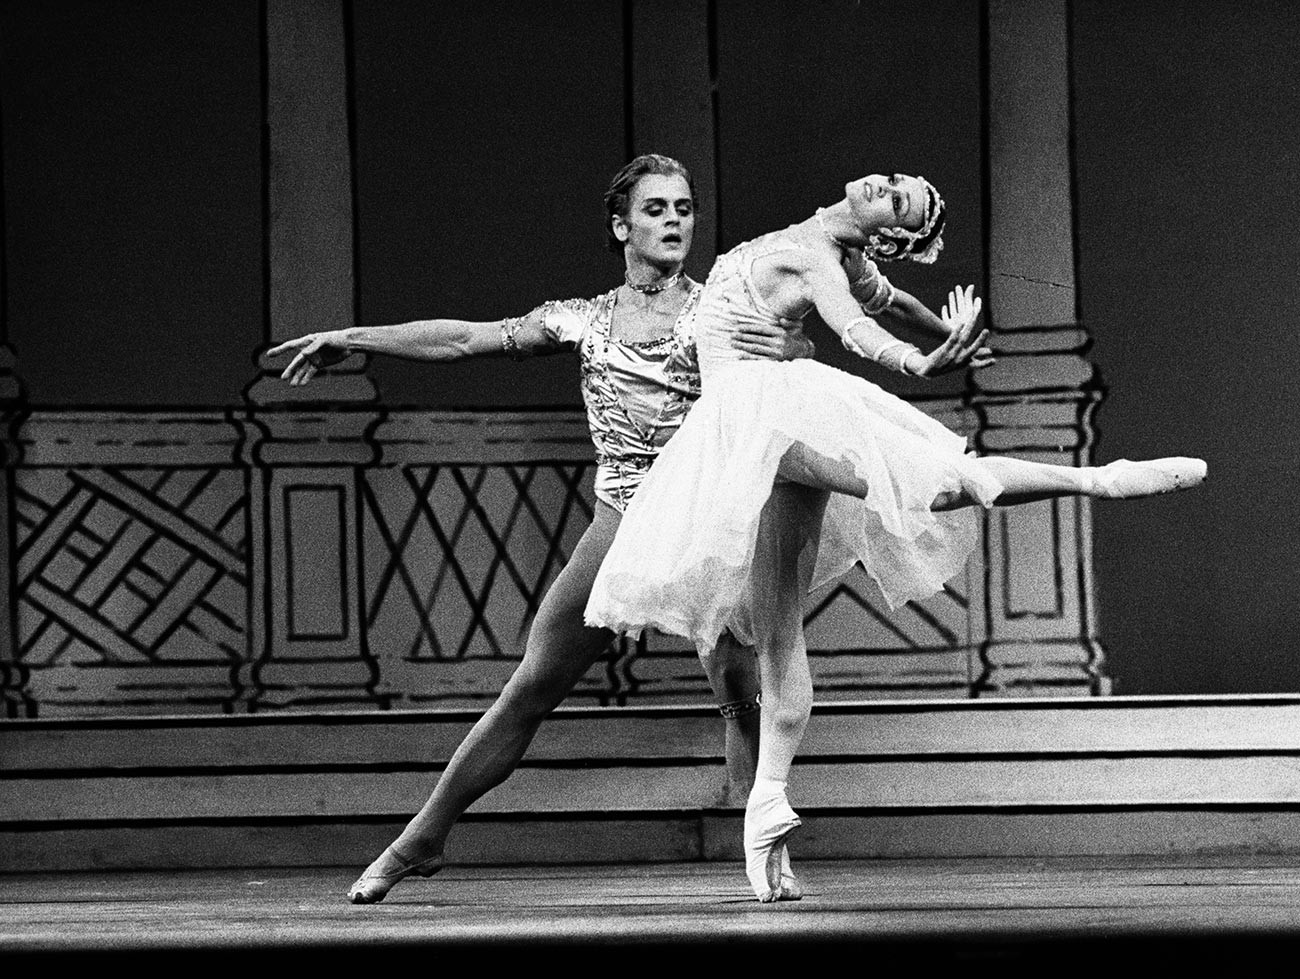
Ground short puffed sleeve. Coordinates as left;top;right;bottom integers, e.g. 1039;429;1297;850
538;298;590;346
848;258;896;316
500;297;595;360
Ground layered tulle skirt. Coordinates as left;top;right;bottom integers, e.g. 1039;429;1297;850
584;359;1004;652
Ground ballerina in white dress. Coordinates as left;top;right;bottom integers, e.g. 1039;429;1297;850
269;155;815;904
586;170;1206;901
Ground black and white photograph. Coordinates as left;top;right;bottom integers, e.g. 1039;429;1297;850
1;0;1298;966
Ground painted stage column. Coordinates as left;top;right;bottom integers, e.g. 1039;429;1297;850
972;0;1107;695
0;139;27;715
241;0;381;709
615;0;726;700
629;0;719;271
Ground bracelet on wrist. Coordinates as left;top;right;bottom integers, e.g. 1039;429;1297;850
841;319;920;374
500;318;527;360
874;339;921;375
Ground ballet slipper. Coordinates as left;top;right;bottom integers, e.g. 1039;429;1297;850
347;845;444;904
744;781;802;903
1091;457;1207;499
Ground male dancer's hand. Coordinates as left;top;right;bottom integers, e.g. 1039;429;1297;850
267;331;352;386
734;322;814;361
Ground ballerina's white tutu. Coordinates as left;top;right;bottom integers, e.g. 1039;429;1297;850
584;356;1004;652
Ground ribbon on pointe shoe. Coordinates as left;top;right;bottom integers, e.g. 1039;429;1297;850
777;845;803;901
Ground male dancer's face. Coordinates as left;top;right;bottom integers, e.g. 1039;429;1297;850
846;173;926;234
617;173;695;270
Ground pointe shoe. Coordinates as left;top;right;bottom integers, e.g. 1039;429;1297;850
1092;457;1207;499
347;846;444;904
744;784;802;903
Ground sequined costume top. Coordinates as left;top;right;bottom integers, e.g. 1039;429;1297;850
502;285;704;511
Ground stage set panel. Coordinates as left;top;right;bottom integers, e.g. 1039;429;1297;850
0;0;1104;718
2;398;1101;717
0;3;1284;876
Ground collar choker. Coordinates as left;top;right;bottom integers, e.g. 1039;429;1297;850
625;268;684;294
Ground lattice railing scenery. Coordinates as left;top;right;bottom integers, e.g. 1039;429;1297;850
15;466;249;713
0;393;1104;718
361;462;602;705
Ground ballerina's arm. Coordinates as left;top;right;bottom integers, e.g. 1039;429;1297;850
798;250;991;378
842;247;993;364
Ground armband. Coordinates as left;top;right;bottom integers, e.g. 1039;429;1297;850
840;316;873;358
718;693;761;719
500;317;528;361
874;340;920;375
849;260;896;315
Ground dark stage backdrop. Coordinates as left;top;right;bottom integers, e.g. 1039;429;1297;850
0;0;1292;694
0;0;980;408
709;0;981;404
1071;0;1300;693
350;0;981;407
0;0;265;407
350;0;626;408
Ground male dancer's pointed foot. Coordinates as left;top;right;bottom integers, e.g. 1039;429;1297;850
347;846;444;904
745;780;802;903
1092;457;1207;499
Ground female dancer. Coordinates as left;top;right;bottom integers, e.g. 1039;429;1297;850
585;171;1206;901
269;155;813;903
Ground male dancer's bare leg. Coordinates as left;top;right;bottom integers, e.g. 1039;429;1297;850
702;633;762;802
348;500;762;903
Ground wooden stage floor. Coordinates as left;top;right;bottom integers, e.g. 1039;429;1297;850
6;856;1300;965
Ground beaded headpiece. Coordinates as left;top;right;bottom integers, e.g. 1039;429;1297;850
864;177;945;265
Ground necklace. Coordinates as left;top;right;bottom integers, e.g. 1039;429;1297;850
813;208;842;250
624;268;684;294
816;208;872;271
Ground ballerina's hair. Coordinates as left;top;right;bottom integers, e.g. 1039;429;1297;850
603;154;697;253
866;177;946;265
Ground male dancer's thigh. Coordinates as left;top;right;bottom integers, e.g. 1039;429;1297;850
753;480;831;632
503;498;622;701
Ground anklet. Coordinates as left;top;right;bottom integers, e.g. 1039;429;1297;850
718;693;761;719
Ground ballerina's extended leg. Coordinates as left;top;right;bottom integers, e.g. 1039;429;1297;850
964;455;1207;506
776;442;1206;510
